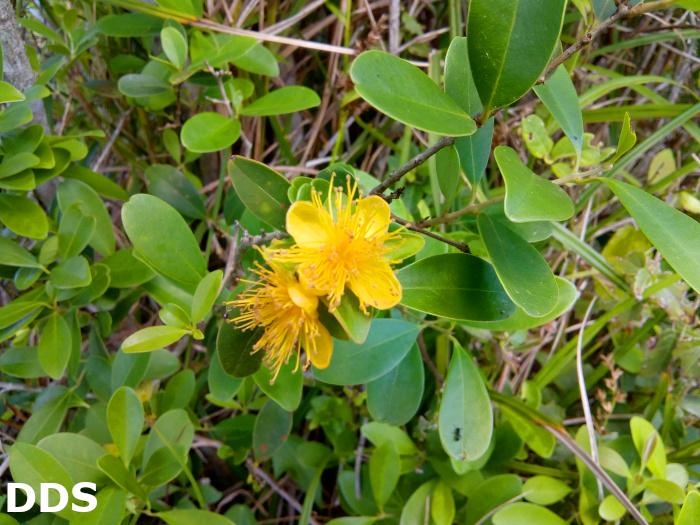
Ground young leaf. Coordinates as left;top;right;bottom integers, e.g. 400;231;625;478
191;270;222;324
397;253;515;321
161;27;187;69
533;65;584;157
121;325;189;353
496;146;574;222
240;86;320;116
350;50;476;136
606;179;700;293
467;0;567;111
478;214;559;317
438;343;493;461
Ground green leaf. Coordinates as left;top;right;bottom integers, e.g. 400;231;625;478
102;248;156;288
465;475;523;525
467;0;567;111
522;475;572;505
431;481;456;525
159;510;235;525
0;237;43;269
97;454;149;501
630;416;666;479
122;194;206;288
181;112;241;153
369;440;400;510
439;343;493;461
0;346;45;378
57;178;117;255
645;478;685;504
350;50;476;136
313;319;420;385
496;146;574;222
240;86;320;116
207;350;243;401
455;117;494;185
678;491;700;525
107;386;144;465
0;194;49;239
161;27;187;69
435;145;461;207
397;253;515;322
121;325;189;353
8;443;74;520
191;270;222;324
118;73;172;97
606;178;700;293
533;65;584;156
500;404;555;458
70;488;127;525
323;291;371;344
145;164;205;220
57;203;96;259
49;255;92;289
492;502;566;525
142;409;194;475
64;165;130;201
0;152;39;178
17;386;76;443
253;358;303;412
157;0;203;18
461;277;578;332
253;400;292;461
478;214;558;317
96;13;162;37
38;312;72;379
37;433;108;485
0;80;25;103
216;321;263;377
400;481;436;525
228;156;290;229
598;494;626;521
444;36;482;116
367;344;424;426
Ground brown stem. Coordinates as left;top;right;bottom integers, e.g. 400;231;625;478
392;215;470;253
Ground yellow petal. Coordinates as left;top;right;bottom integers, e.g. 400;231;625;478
286;201;331;246
306;323;333;369
287;283;319;313
355;195;391;238
349;262;402;311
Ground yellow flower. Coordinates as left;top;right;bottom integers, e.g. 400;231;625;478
282;180;402;313
228;258;332;379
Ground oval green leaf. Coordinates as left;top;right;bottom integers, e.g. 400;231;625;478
161;27;187;70
240;86;320;117
117;73;172;97
0;193;49;239
191;270;222;324
0;237;43;269
496;146;574;222
57;203;96;260
253;358;303;412
38;312;72;379
350;50;476;136
159;510;235;525
216;321;263;377
492;502;566;525
145;164;206;220
121;194;206;288
396;253;515;321
107;386;144;465
678;491;700;525
606;178;700;293
313;319;420;385
369;440;400;510
121;325;189;353
228;156;290;229
467;0;567;111
439;343;493;461
478;214;558;317
253;400;292;461
181;112;240;153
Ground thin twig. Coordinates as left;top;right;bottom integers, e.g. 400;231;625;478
92;108;132;172
370;136;456;196
392;215;470;253
544;0;677;78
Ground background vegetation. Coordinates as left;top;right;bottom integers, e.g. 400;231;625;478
0;0;699;524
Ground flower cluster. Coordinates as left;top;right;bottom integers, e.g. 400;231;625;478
228;179;402;379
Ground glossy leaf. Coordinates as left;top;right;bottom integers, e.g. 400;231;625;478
439;343;493;461
493;502;566;525
121;325;189;353
0;193;49;239
397;253;515;321
367;344;424;426
533;65;583;156
468;0;567;111
228;156;290;229
496;146;574;222
350;50;476;136
478;214;558;317
38;312;72;379
122;194;206;288
191;270;222;324
0;237;43;269
606;178;700;293
181;112;240;153
313;319;420;385
240;86;320;116
107;386;144;465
